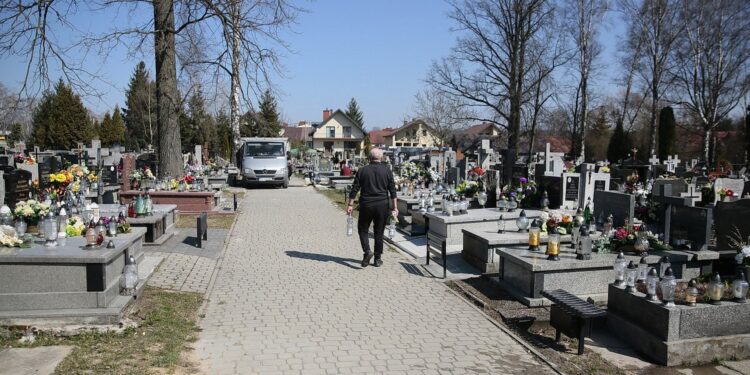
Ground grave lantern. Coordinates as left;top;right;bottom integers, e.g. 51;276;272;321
634;226;650;256
446;199;454;216
86;227;98;247
44;211;58;247
625;261;638;292
497;197;507;212
96;218;107;238
135;193;146;217
613;252;627;286
497;215;506;234
659;256;671;278
637;256;649;281
685;279;699;307
733;272;748;303
603;214;614;237
574;207;585;227
508;199;518;212
708;272;724;305
478;191;488;208
516;210;529;232
546;230;560;261
14;217;27;237
0;205;12;225
645;268;659;301
660;267;677;307
108;216;118;237
57;207;68;231
528;220;540;251
576;225;592;260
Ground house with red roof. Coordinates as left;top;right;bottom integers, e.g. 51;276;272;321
309;109;366;159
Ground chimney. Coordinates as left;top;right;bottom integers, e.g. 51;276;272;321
323;109;332;122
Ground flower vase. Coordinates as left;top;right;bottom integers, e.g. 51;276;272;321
132;179;140;191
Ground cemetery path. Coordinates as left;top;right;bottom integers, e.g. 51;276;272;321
194;181;555;374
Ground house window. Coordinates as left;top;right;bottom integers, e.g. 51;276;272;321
326;126;335;138
324;141;334;153
343;126;352;138
396;142;402;147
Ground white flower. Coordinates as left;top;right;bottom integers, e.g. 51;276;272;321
742;245;750;257
540;211;550;222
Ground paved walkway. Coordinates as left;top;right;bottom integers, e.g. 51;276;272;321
195;180;555;374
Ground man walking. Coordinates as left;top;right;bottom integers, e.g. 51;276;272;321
347;148;398;267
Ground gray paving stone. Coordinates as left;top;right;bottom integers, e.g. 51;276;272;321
194;178;555;374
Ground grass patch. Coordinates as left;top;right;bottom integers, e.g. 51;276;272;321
176;213;236;229
221;190;245;200
0;287;203;374
316;187;358;218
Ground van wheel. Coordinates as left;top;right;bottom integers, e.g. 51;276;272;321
282;182;289;189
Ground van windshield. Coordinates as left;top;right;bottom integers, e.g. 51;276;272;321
244;142;284;157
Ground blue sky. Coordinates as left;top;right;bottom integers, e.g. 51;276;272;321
0;0;626;129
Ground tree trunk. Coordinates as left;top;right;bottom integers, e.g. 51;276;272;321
230;0;241;159
649;81;658;159
703;126;711;166
153;0;182;178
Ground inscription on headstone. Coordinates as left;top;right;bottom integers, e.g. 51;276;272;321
593;190;635;228
667;205;712;251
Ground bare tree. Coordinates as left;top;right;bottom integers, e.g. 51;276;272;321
671;0;750;165
412;87;471;147
564;0;608;162
619;0;682;158
427;0;559;185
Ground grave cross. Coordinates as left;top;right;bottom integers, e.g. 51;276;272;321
648;154;661;166
665;155;681;173
679;184;701;207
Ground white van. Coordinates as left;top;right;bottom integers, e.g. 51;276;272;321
237;137;290;188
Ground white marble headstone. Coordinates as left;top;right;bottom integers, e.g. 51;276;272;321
714;178;745;202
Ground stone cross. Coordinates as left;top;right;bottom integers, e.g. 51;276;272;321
665;155;681;173
690;159;699;169
679;184;701;207
648;154;661;166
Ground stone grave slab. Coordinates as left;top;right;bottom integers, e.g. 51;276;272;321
561;172;581;209
593;190;635;228
425;209;543;253
0;227;154;325
119;190;219;213
607;284;750;366
99;204;178;245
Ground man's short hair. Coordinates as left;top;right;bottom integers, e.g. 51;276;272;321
369;148;383;161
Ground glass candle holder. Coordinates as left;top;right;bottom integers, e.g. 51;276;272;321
613;252;627;285
497;198;507;212
528;227;540;251
546;232;560;261
685;279;699;306
86;227;98;247
625;261;638;292
508;199;518;212
637;256;649;281
516;210;529;232
733;272;748;303
14;219;27;237
497;215;505;234
708;272;723;305
660;267;677;307
645;268;659;301
577;235;592;260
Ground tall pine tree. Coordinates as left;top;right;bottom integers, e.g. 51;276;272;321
180;90;214;153
100;106;126;147
345;97;364;128
242;90;281;137
31;79;92;150
658;106;676;160
606;120;632;163
123;62;156;151
215;112;233;160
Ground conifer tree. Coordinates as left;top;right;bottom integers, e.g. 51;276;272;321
658;106;676;160
606;121;632;163
31;79;92;150
123;62;156;151
100;106;127;147
242;90;281;137
345;97;364;128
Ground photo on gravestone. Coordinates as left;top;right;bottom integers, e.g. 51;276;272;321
593;190;635;228
714;200;750;251
594;180;606;191
564;174;580;205
668;205;712;251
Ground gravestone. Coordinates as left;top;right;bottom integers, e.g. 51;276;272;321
540;176;562;209
579;168;610;209
652;185;694;238
593;190;635;228
667;205;712;251
715;199;750;250
651;179;688;197
679;184;702;207
195;145;203;167
544;143;565;177
136;153;158;175
561;172;581;209
445;167;460;185
121;154;136;191
3;168;31;209
713;178;745;202
665;155;681;173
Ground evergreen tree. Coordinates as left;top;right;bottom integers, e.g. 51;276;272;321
363;132;372;157
215;112;233;160
345;97;364;127
606;120;632;163
242;90;281;137
584;111;611;162
180;90;214;154
658;106;676;160
31;79;92;150
99;106;126;147
7;123;24;148
123;62;156;151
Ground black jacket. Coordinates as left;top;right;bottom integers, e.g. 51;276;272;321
349;162;397;205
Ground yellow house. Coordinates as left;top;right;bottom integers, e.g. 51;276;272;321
310;109;365;159
382;120;439;148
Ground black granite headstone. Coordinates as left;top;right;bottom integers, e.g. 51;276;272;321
651;179;688;197
667;205;712;251
715;199;750;250
593;190;635;228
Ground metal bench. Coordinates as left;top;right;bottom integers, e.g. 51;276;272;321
424;216;447;278
541;289;607;355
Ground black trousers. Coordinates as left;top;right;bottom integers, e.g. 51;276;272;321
357;200;389;257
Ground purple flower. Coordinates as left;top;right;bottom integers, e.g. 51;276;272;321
519;177;528;184
510;192;516;197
